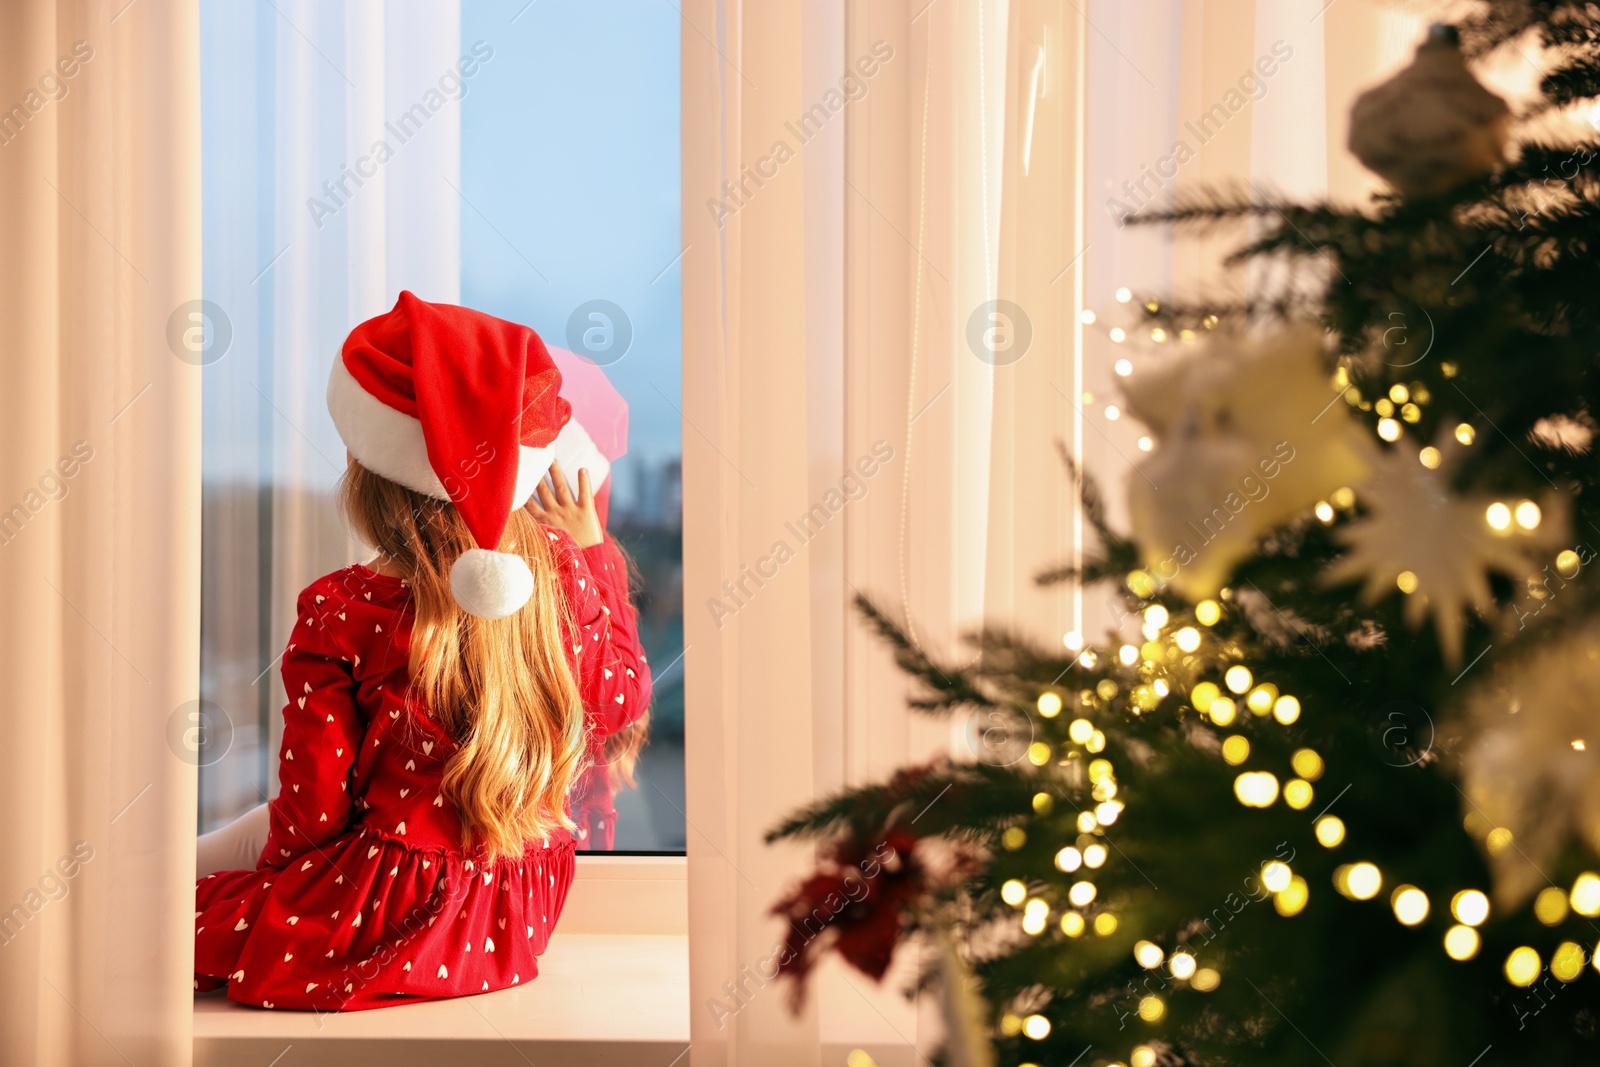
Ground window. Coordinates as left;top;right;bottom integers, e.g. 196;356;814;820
197;0;684;853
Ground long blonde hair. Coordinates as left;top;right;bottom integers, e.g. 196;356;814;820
339;461;586;860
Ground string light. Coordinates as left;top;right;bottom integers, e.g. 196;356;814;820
1191;968;1220;991
1535;886;1569;926
1023;1014;1051;1039
1068;718;1094;744
1315;815;1346;847
1175;627;1202;652
1037;692;1063;717
1055;846;1083;873
1222;735;1251;765
1378;418;1402;441
1134;940;1164;969
1210;698;1238;727
1552;942;1586;982
1445;924;1481;960
1570;872;1600;916
1455;423;1475;444
1504;947;1541;987
1137;996;1165;1022
1275;875;1309;917
1196;600;1221;626
1084;843;1109;868
1132;1047;1157;1067
1168;952;1196;979
1224;666;1253;694
1392;886;1430;926
1261;862;1292;893
1069;881;1097;907
1291;749;1325;781
1022;898;1050;935
1283;779;1314;809
1515;499;1542;529
1001;880;1027;906
1234;771;1280;807
1094;913;1119;936
1273;695;1302;725
1452;889;1490;926
1335;862;1382;901
1060;911;1085;937
1486;502;1512;531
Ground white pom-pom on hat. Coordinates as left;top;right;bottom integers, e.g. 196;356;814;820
449;549;535;619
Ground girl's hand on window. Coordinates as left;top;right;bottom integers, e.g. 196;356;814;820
526;460;604;548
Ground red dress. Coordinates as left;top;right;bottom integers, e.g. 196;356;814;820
193;529;650;1010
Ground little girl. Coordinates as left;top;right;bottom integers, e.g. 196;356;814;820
193;292;651;1010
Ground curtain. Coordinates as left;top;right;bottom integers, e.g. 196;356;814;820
683;0;1415;1061
198;0;461;831
0;1;200;1064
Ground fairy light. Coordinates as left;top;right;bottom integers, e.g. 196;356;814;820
1224;666;1253;694
1023;1014;1051;1040
1027;743;1051;766
1022;898;1050;935
1115;287;1132;303
1504;947;1541;987
1375;398;1394;418
1336;862;1382;901
1069;718;1094;744
1061;911;1085;937
1291;749;1325;781
1037;692;1063;718
1315;501;1336;523
1134;940;1164;969
1221;735;1251;765
1137;436;1154;451
1209;698;1238;727
1132;1047;1157;1067
1378;418;1402;441
1552;941;1586;982
1273;695;1302;725
1262;862;1292;893
1086;731;1107;753
1515;500;1542;529
1138;996;1166;1022
1175;627;1202;652
1069;881;1098;907
1115;358;1133;376
1118;644;1138;666
1396;571;1419;594
1001;880;1027;906
1392;886;1429;926
1106;405;1122;421
1055;846;1083;873
1094;912;1119;936
1452;889;1490;926
1080;309;1097;325
1535;886;1569;926
1095;801;1123;825
1109;327;1127;343
1078;651;1098;669
1084;843;1108;868
1032;792;1054;814
1283;779;1314;810
1063;631;1083;651
1419;446;1441;469
1486;502;1512;531
1169;952;1196;980
1275;875;1309;917
1331;486;1355;508
1190;682;1220;712
1234;771;1280;807
1570;872;1600;916
1315;815;1346;848
1150;328;1168;343
1444;924;1481;960
1195;600;1221;626
1389;384;1409;403
1191;968;1220;991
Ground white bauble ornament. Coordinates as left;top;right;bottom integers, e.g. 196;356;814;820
1348;23;1509;198
1457;621;1600;910
1122;323;1375;600
1322;434;1569;665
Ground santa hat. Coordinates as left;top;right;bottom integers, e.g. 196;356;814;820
328;291;609;619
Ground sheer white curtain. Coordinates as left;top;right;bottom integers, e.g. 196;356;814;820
199;0;461;829
682;0;1416;1062
0;1;200;1064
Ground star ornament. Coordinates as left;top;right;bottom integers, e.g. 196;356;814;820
1122;323;1376;600
1322;438;1569;665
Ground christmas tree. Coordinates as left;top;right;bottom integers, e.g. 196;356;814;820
768;8;1600;1066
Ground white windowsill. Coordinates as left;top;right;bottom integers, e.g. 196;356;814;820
193;857;689;1065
